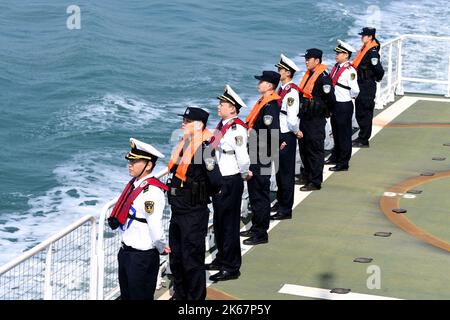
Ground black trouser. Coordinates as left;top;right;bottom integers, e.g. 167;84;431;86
355;80;377;144
276;132;296;215
299;116;326;187
247;163;271;239
212;174;244;273
118;246;160;300
169;207;209;300
331;101;354;167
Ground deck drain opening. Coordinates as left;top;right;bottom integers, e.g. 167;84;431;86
407;189;422;194
432;157;446;161
330;288;351;294
353;257;373;263
420;172;435;176
392;208;407;214
374;232;392;237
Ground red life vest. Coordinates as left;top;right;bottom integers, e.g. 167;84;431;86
108;177;169;229
277;83;300;107
209;118;248;149
330;63;351;87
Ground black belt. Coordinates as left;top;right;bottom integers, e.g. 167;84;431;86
336;82;351;90
127;213;147;224
220;148;235;155
121;242;157;253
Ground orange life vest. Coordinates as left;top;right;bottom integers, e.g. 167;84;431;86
167;129;213;182
351;40;379;69
298;64;328;100
245;92;281;129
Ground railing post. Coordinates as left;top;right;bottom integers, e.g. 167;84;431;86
89;218;98;300
447;54;450;97
396;37;404;95
43;244;53;300
387;43;394;102
375;45;383;109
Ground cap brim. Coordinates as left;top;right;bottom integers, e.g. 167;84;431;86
275;63;289;70
254;75;263;80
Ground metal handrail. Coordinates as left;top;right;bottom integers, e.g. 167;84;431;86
0;215;97;299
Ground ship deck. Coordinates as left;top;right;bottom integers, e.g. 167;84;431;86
207;93;450;300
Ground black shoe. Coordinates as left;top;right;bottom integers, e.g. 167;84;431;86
209;270;241;282
270;202;279;212
329;165;349;172
239;230;256;237
243;236;268;246
270;212;292;220
300;183;321;191
352;141;369;148
324;158;336;165
205;262;221;271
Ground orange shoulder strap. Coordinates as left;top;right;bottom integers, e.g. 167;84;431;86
352;40;379;69
168;129;213;182
245;92;281;129
299;64;328;99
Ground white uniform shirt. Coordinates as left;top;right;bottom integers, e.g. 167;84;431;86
120;173;167;252
216;117;250;177
279;81;300;134
331;62;360;102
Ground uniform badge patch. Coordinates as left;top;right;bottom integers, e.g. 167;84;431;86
235;135;243;146
263;115;273;126
371;58;378;66
205;158;215;171
287;97;295;107
323;84;331;94
351;73;356;80
144;201;154;214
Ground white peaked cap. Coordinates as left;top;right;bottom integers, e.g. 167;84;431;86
127;137;165;160
276;53;300;72
335;39;356;53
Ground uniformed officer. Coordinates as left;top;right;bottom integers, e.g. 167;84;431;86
352;27;385;148
108;138;170;300
167;107;222;300
327;40;360;171
271;54;301;220
298;49;336;191
207;85;251;282
240;71;280;245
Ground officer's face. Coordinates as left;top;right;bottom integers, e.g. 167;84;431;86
305;57;319;70
362;35;372;44
217;101;235;118
335;52;348;64
278;68;291;82
127;159;152;177
257;81;274;94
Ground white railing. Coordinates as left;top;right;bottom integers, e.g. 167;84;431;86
0;215;97;300
376;34;450;109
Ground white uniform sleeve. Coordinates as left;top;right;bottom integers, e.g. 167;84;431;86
231;126;250;174
347;67;360;99
284;90;300;133
142;187;167;253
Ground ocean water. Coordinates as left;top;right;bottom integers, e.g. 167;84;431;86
0;0;449;264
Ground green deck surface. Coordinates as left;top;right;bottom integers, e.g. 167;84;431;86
211;95;450;300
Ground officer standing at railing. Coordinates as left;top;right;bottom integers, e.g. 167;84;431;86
206;85;251;282
352;27;385;148
167;107;222;300
108;138;171;300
